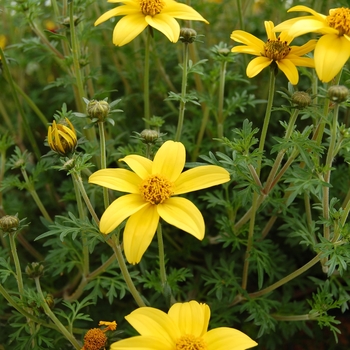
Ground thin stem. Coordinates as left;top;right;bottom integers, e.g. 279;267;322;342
192;105;210;161
9;232;24;296
144;29;151;123
34;278;81;349
109;236;146;307
271;313;318;321
256;68;276;176
98;122;109;209
157;222;167;288
217;60;228;139
175;42;190;142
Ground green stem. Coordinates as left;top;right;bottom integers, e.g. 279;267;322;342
21;168;53;223
217;60;228;139
34;278;81;349
109;236;146;307
157;222;167;288
98;122;109;209
192;105;210;161
175;42;189;142
144;29;151;123
9;232;24;296
0;48;41;159
271;313;318;321
256;68;276;176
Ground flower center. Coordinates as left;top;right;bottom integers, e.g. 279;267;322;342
175;334;207;350
83;328;107;350
264;38;291;60
139;174;174;205
326;7;350;36
140;0;165;16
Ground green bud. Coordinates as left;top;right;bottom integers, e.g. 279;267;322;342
86;100;110;122
179;28;197;44
140;129;159;144
25;262;44;279
328;85;349;103
291;91;312;109
0;215;20;232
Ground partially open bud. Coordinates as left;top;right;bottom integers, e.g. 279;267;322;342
83;328;107;350
140;129;159;144
328;85;349;103
25;262;44;279
87;100;110;122
47;118;77;156
0;215;20;233
291;91;312;109
179;28;197;44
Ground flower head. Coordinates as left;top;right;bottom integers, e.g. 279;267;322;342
89;140;230;264
47;118;77;156
230;21;316;84
110;300;257;350
274;6;350;82
82;328;107;350
95;0;208;46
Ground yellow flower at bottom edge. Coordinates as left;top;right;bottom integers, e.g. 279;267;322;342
230;21;316;85
110;300;258;350
88;140;230;264
274;6;350;83
95;0;208;46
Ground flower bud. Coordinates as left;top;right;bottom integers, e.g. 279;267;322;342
0;215;19;232
86;100;110;122
140;129;159;144
179;28;197;44
291;91;312;109
25;262;44;279
47;118;77;156
328;85;349;103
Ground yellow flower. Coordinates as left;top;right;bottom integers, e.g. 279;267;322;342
95;0;208;46
47;118;77;156
274;6;350;83
110;300;258;350
230;21;316;84
88;140;230;264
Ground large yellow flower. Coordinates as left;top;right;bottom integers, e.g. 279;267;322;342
95;0;208;46
230;21;316;84
89;140;229;264
110;300;258;350
274;6;350;82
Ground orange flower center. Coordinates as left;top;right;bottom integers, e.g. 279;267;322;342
327;7;350;36
140;0;165;16
264;38;291;61
175;334;207;350
139;174;174;204
83;328;107;350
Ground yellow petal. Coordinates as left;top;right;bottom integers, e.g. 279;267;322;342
94;6;138;26
231;45;262;56
290;39;317;56
287;56;314;68
110;336;171;350
314;34;350;82
246;57;272;78
112;14;148;46
168;301;210;337
152;141;185;182
174;165;229;195
230;30;265;53
203;327;258;350
99;194;147;233
125;307;180;343
285;19;333;38
162;1;208;23
287;5;326;20
264;21;276;41
89;169;141;193
276;59;299;84
120;154;152;180
157;197;204;239
146;14;180;42
123;205;159;264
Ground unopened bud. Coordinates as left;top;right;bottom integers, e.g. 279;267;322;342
86;100;110;122
25;262;44;279
179;28;197;44
140;129;159;144
328;85;349;103
0;215;20;232
291;91;312;109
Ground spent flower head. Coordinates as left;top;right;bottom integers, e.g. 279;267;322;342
230;21;316;84
109;300;257;350
94;0;208;46
89;140;230;264
274;6;350;82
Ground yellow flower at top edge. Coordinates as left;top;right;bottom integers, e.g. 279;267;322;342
274;6;350;83
110;300;258;350
95;0;208;46
88;140;230;264
230;21;316;85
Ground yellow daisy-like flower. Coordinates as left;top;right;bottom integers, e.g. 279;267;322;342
89;140;230;264
230;21;316;84
274;6;350;83
110;300;258;350
95;0;208;46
